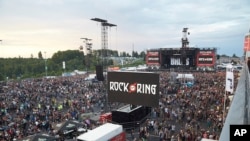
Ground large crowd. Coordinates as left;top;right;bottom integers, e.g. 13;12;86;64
137;71;239;141
0;70;239;141
0;74;107;140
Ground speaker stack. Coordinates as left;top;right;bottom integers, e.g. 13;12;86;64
95;65;104;81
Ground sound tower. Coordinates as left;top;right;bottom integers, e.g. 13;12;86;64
96;65;104;81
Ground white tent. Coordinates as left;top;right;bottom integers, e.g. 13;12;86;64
176;74;194;80
176;73;194;87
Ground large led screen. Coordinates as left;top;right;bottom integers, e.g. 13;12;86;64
196;50;215;67
160;48;197;69
108;71;159;107
146;51;160;65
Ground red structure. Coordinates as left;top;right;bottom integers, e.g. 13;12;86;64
99;112;112;123
196;48;216;69
244;30;250;52
110;131;126;141
146;51;161;69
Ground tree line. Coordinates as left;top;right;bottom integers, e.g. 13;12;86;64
0;49;239;81
0;49;146;81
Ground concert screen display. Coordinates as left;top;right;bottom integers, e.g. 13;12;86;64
165;56;194;67
196;50;216;67
108;71;159;107
160;48;197;69
146;51;160;65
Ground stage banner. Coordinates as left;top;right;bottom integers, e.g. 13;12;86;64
226;64;234;93
108;71;159;107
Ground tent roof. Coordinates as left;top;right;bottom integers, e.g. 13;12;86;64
176;74;194;79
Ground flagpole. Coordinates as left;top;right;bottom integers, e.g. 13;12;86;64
223;64;234;124
223;91;226;124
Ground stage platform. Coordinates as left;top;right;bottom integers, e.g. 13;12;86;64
112;104;151;130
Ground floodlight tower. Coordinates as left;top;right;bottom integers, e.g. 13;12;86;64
80;38;92;54
80;38;92;72
91;18;116;112
181;28;190;48
91;18;116;65
181;28;190;69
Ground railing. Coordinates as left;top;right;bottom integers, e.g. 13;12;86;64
219;62;250;140
245;61;250;124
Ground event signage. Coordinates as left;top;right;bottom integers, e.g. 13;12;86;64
226;64;234;93
196;49;215;66
108;71;159;107
170;58;190;66
146;51;160;65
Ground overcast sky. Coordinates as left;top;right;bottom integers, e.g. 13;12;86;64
0;0;249;58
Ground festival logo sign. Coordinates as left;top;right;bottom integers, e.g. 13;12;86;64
108;71;159;107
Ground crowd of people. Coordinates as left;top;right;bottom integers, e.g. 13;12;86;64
0;74;108;140
0;70;239;141
137;71;239;141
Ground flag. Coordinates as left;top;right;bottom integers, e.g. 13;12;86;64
225;64;234;93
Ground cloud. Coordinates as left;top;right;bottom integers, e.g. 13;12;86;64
0;0;249;58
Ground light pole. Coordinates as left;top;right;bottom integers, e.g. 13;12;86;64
80;38;92;72
44;51;48;77
91;18;116;70
91;18;116;112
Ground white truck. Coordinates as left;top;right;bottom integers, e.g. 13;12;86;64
77;123;125;141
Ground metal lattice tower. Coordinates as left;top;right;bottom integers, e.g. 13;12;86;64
80;38;92;72
91;18;116;112
181;28;190;48
80;38;92;55
91;18;116;57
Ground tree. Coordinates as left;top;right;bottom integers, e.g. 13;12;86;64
132;51;139;58
112;50;119;57
120;52;127;57
0;73;4;81
0;49;140;80
232;54;238;58
217;55;220;60
221;54;228;57
38;51;43;59
139;51;146;58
